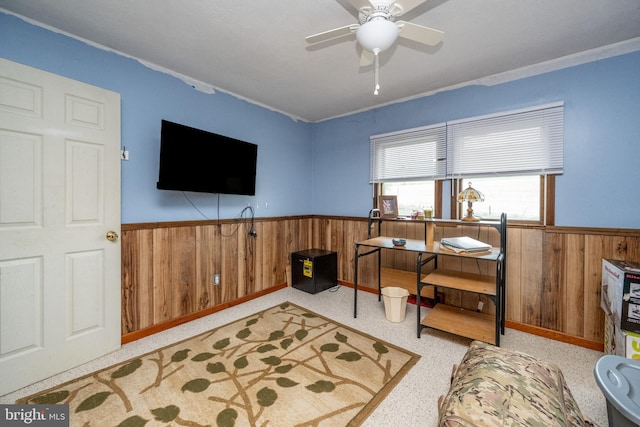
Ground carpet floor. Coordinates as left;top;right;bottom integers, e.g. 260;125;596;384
1;286;609;426
16;302;419;426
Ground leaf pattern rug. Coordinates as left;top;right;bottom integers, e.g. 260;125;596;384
19;302;420;427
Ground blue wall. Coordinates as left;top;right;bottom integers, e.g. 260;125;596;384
2;12;639;228
312;52;640;228
0;13;312;223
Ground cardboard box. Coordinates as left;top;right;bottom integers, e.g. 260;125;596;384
601;259;640;334
604;315;640;360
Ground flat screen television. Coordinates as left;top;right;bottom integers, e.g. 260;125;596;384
157;120;257;195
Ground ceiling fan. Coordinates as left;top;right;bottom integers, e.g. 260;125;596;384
305;0;444;94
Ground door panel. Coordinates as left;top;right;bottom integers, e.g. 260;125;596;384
68;139;103;224
0;257;42;355
0;58;121;395
0;130;42;226
67;249;103;335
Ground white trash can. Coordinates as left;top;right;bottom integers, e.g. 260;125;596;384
381;287;410;322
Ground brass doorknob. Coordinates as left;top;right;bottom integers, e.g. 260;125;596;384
106;231;119;241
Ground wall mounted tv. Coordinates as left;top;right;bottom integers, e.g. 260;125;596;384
157;120;257;195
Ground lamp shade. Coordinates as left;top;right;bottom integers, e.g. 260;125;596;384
356;18;399;53
457;183;484;203
458;182;484;222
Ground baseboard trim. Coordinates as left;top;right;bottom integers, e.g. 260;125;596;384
340;282;604;352
340;281;376;293
121;283;288;345
123;282;604;353
504;320;604;352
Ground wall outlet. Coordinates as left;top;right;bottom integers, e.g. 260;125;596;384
477;301;484;311
214;274;220;285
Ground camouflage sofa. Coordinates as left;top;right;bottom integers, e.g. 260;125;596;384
438;340;597;426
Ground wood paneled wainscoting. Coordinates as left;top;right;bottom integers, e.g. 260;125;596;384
121;216;315;342
121;216;639;350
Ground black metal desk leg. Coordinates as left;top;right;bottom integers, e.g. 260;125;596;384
416;253;422;338
354;245;359;318
377;249;382;301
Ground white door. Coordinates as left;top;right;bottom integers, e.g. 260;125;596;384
0;58;121;395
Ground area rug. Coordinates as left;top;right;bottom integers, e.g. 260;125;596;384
19;302;420;427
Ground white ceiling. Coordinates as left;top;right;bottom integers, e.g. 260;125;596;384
1;0;640;122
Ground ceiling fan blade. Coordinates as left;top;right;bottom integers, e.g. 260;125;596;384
390;0;426;16
348;0;375;13
305;24;359;44
396;21;443;45
360;49;375;67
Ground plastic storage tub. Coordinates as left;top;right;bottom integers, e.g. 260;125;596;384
593;355;640;427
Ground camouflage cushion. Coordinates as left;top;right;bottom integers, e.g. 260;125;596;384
438;341;597;426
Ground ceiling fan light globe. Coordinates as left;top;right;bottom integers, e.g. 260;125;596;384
356;18;399;53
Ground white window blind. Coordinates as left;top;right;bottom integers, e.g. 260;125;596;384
446;103;564;178
370;123;446;183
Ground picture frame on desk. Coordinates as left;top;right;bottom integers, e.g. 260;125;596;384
378;195;398;219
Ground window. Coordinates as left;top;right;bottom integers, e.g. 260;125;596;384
370;123;447;182
370;123;446;217
446;103;564;179
382;180;435;216
458;176;541;221
369;103;563;224
448;103;563;224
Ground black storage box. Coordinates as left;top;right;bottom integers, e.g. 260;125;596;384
291;249;337;294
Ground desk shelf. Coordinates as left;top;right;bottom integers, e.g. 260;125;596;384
381;267;434;299
421;304;496;344
416;214;507;345
418;269;498;343
353;209;507;346
422;269;495;296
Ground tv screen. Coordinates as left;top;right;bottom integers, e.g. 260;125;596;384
157;120;257;195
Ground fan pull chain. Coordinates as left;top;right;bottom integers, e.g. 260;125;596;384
373;51;380;95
